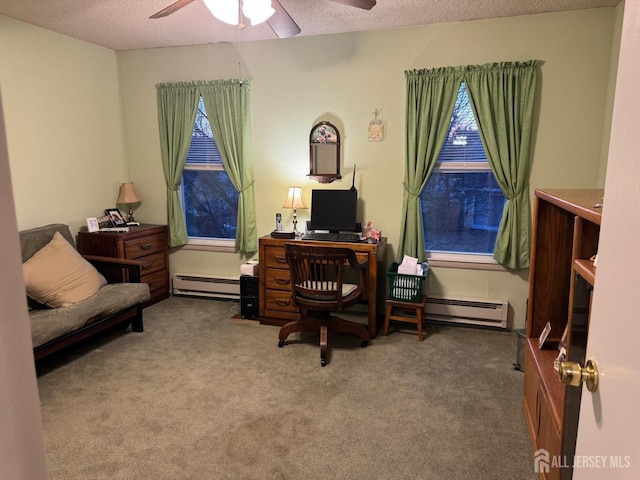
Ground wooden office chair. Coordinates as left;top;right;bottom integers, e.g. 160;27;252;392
278;243;370;366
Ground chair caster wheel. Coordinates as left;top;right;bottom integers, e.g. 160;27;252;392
321;359;327;367
361;341;368;348
278;339;285;348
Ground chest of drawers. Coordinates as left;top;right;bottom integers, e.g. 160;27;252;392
76;224;170;307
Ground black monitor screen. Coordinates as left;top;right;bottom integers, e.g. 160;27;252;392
309;189;358;232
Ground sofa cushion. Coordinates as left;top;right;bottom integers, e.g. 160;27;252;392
22;231;107;308
30;283;150;348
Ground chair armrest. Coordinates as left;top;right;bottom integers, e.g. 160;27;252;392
344;251;368;299
345;250;368;271
82;254;143;284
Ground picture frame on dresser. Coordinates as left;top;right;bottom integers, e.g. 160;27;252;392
104;208;127;227
86;217;100;232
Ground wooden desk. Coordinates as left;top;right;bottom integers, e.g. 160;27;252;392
258;236;387;338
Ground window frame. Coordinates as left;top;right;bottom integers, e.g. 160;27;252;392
424;161;503;267
421;86;505;269
180;150;237;252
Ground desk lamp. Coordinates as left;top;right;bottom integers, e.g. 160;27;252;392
117;182;142;225
282;186;307;236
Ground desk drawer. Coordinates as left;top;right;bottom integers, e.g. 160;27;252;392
266;268;291;291
264;246;289;269
265;289;298;312
124;236;165;259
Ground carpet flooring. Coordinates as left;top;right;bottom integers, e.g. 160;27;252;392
36;296;536;479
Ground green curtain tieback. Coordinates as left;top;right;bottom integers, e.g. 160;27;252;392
240;181;255;192
402;182;422;199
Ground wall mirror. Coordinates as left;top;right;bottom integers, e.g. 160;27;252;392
309;121;341;183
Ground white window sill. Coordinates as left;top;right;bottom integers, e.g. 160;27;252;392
182;241;237;253
426;253;507;271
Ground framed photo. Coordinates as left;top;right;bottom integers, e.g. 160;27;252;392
104;208;126;227
86;217;100;232
538;321;552;349
97;215;113;229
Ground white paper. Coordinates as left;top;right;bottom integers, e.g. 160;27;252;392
398;254;420;275
397;264;417;275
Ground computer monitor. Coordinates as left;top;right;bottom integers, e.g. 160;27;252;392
308;189;358;233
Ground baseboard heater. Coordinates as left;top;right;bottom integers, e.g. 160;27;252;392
425;296;508;329
172;273;240;300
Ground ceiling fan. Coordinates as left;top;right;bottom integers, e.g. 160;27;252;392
150;0;377;38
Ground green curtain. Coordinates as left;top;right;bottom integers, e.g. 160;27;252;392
156;82;199;248
399;61;539;269
156;79;257;252
397;67;462;261
200;80;257;253
464;61;539;269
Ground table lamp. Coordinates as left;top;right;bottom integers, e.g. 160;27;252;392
282;186;307;236
117;182;142;224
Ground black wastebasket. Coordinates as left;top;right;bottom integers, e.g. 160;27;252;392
514;328;526;371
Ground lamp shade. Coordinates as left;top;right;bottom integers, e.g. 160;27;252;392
282;187;307;210
117;182;142;204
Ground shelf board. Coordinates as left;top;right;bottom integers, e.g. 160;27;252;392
574;259;596;286
536;189;603;225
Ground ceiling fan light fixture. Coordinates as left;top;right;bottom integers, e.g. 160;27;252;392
244;0;275;26
203;0;239;25
203;0;274;27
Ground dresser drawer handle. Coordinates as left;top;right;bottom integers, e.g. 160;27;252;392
140;244;153;250
142;263;154;270
275;298;290;307
275;256;287;264
275;277;290;285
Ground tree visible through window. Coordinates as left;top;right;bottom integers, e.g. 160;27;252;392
420;83;506;257
180;97;238;242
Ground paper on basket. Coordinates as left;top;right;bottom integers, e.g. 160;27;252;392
398;255;419;275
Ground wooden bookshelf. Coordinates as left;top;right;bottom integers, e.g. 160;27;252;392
523;189;602;480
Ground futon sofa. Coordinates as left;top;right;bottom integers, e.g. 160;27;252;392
20;224;151;360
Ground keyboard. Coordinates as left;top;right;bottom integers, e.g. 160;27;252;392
303;232;362;243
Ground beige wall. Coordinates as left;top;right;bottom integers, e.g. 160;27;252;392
0;17;127;234
118;8;618;328
1;7;620;329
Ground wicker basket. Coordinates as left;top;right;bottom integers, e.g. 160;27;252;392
386;262;429;303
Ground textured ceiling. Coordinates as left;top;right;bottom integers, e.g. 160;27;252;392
0;0;621;51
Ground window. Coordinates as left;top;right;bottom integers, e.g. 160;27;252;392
180;97;238;246
420;83;506;263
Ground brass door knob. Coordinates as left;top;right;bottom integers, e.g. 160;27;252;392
558;359;599;392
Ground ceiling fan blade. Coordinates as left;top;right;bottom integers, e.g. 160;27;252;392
150;0;198;19
267;0;301;38
330;0;376;10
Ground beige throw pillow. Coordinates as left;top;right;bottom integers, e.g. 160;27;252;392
22;231;107;308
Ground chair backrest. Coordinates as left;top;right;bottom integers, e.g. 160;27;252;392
284;243;367;312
